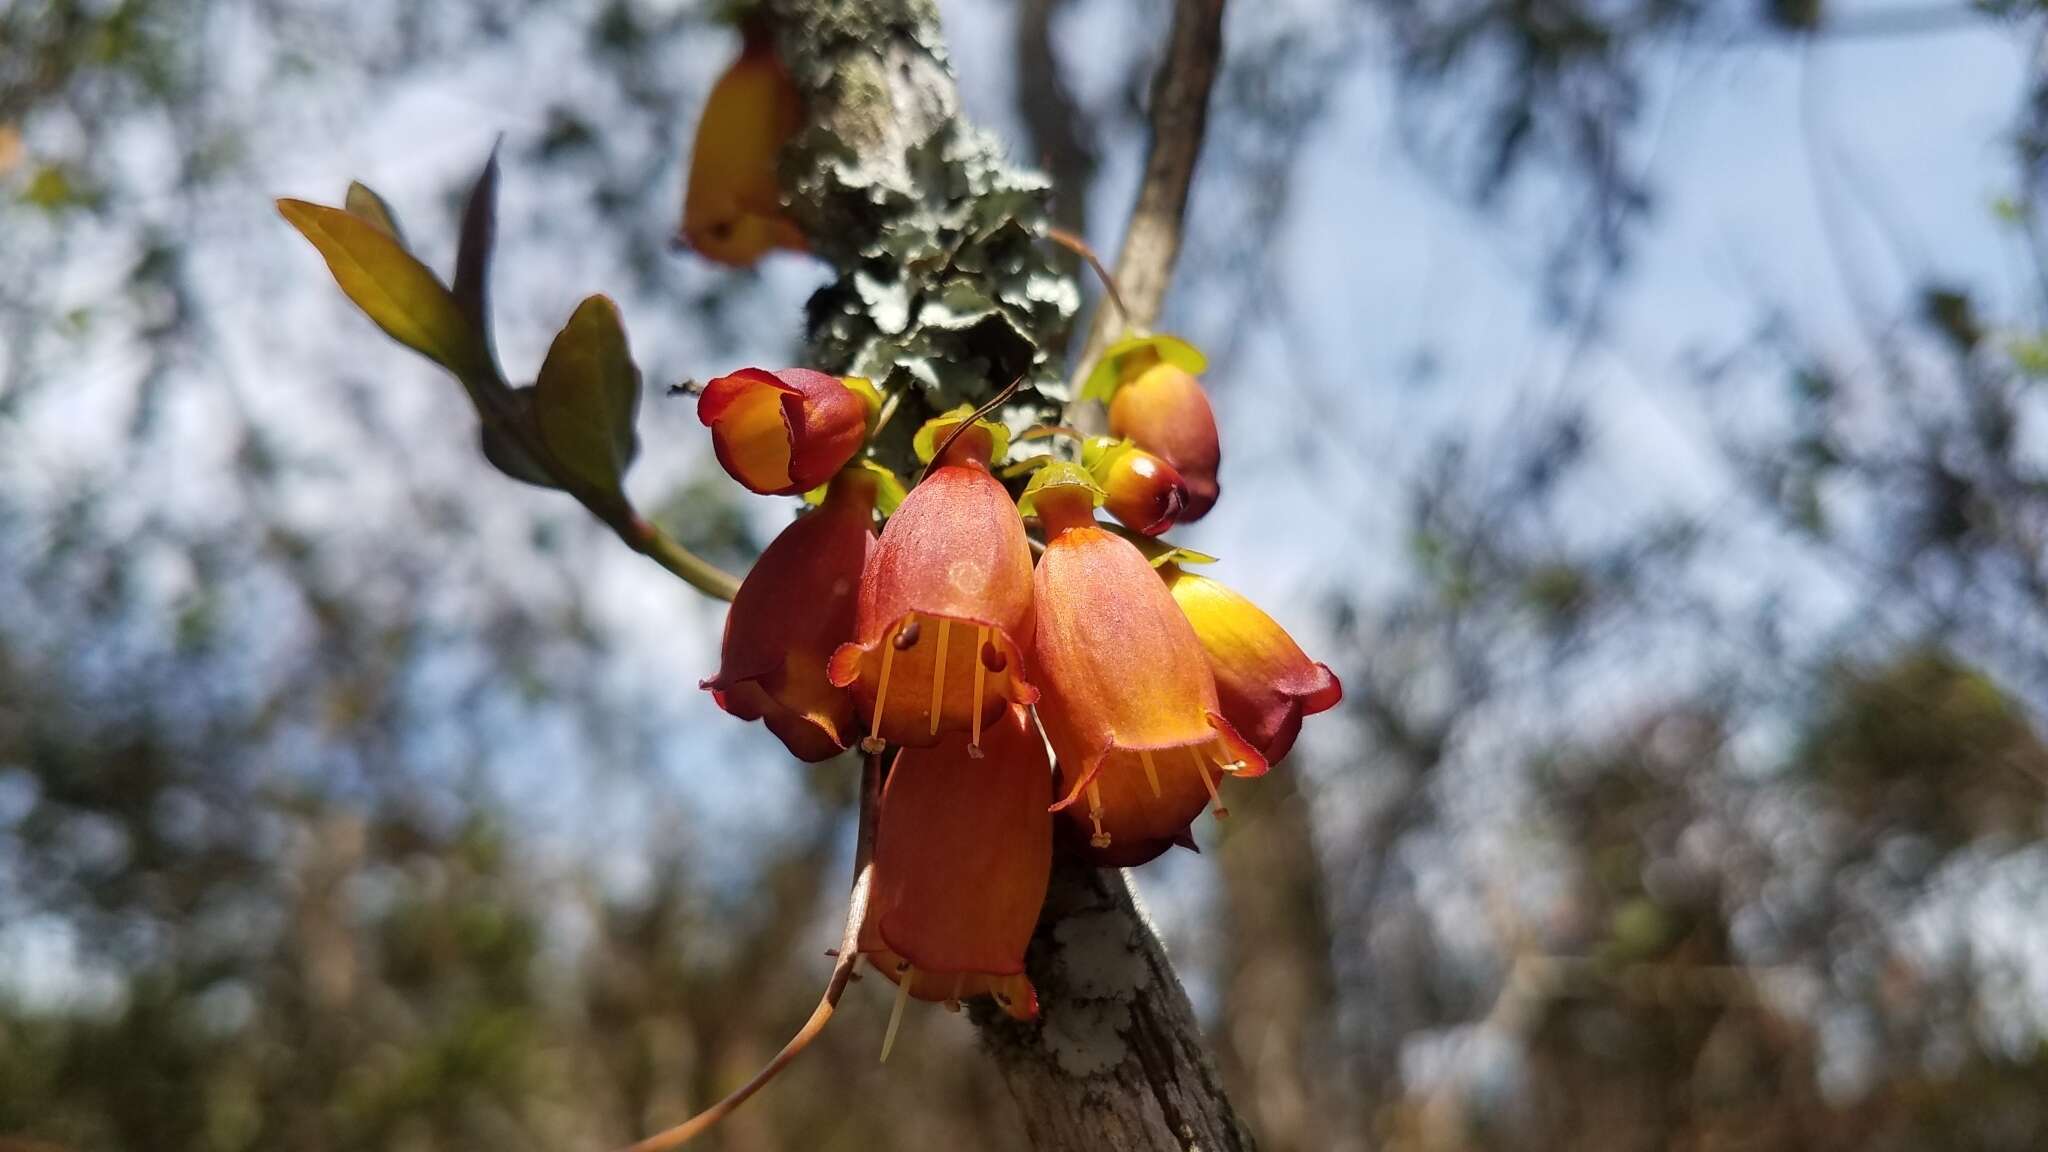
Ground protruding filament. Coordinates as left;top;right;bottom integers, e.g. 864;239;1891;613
864;619;902;754
1192;747;1228;820
1139;748;1162;798
944;973;965;1013
1086;779;1110;849
882;967;913;1063
928;619;951;736
969;625;989;755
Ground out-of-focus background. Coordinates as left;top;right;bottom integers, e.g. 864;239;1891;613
6;0;2048;1149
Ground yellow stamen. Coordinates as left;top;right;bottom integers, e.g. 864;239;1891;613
863;619;902;754
928;618;951;736
969;625;989;756
1139;748;1162;798
1192;747;1228;819
882;968;913;1063
1087;778;1110;848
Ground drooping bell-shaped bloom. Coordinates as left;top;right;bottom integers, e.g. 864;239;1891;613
1162;563;1343;765
1093;335;1221;521
860;707;1051;1026
828;412;1037;752
679;25;807;266
700;467;876;760
1024;464;1265;865
698;368;873;496
1085;436;1187;536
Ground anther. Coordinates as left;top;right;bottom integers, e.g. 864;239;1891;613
1139;748;1162;798
928;619;951;736
1087;779;1110;849
882;968;914;1063
893;619;922;650
979;642;1006;673
1191;747;1228;820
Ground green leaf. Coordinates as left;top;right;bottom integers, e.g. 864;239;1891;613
453;144;500;360
802;459;907;517
1080;332;1208;403
1111;526;1220;568
479;386;560;489
277;198;489;383
534;296;640;496
343;181;407;247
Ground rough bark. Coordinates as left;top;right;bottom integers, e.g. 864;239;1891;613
975;857;1258;1152
765;1;1253;1149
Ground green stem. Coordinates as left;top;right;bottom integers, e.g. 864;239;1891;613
625;516;741;602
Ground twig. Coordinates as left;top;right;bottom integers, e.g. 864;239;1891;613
1046;226;1131;329
613;750;884;1151
920;371;1026;484
1064;0;1226;429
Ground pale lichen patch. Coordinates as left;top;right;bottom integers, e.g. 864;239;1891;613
1043;996;1132;1078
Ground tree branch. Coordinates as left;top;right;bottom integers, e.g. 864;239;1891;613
761;1;1253;1148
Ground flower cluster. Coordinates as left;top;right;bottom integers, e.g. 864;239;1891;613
694;347;1340;1027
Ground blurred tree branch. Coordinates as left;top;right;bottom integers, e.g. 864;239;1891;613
1069;0;1226;429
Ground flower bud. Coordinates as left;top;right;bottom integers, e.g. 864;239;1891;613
697;368;871;496
1085;437;1188;536
1108;358;1221;521
679;27;806;266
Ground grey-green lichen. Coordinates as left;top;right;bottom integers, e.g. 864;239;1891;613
768;0;1079;462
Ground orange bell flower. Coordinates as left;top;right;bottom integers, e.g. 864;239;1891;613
1096;336;1221;521
698;367;872;496
1163;564;1343;765
679;25;807;266
828;412;1038;753
860;708;1051;1036
1085;436;1188;536
1023;464;1264;863
701;467;876;761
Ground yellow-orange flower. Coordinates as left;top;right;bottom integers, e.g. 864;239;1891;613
697;367;870;496
860;708;1051;1022
701;468;875;760
1024;465;1263;864
679;27;806;266
1163;564;1342;764
828;414;1037;752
